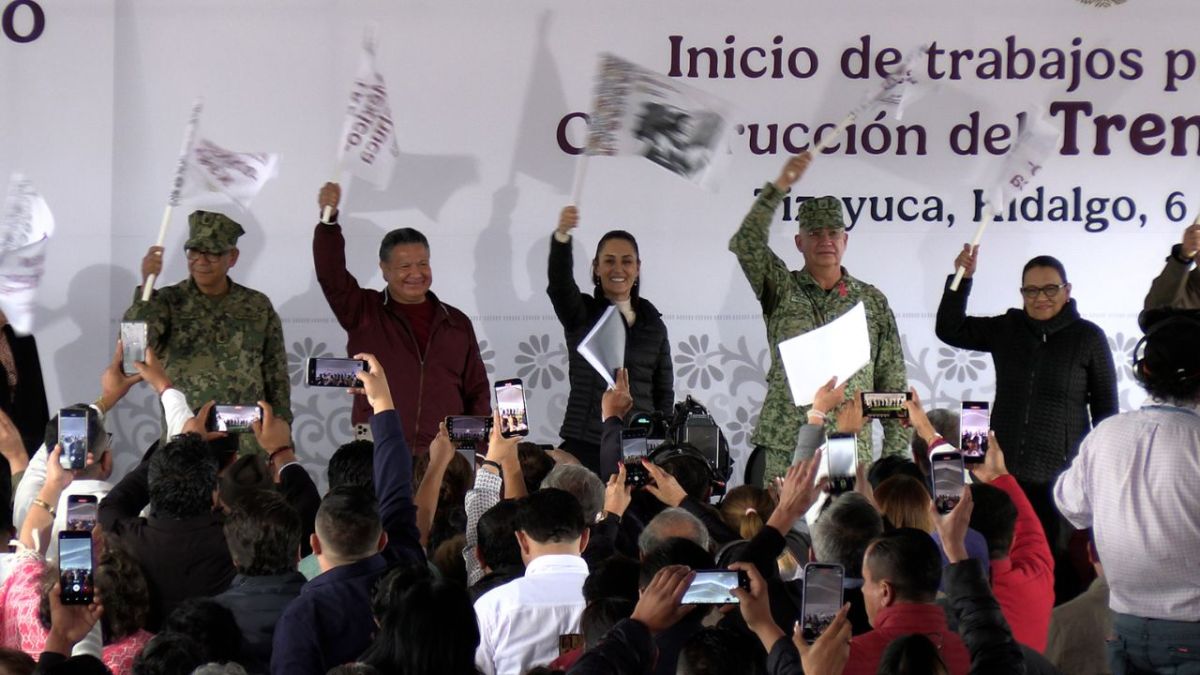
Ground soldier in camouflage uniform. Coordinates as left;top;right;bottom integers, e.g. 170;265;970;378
729;152;909;484
125;211;291;455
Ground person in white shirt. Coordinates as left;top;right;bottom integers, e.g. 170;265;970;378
474;487;590;675
1054;310;1200;673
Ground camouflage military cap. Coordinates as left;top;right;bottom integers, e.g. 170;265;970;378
797;196;846;232
185;211;245;252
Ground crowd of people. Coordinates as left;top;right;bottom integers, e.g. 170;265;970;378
0;149;1194;675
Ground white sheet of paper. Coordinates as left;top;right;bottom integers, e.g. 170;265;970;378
778;302;870;406
577;304;626;388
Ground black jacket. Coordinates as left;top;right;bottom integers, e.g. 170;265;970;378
936;279;1118;484
214;571;307;672
0;325;48;456
547;236;674;446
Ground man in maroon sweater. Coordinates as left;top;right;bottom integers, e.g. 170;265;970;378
843;527;971;675
313;183;490;452
968;431;1055;652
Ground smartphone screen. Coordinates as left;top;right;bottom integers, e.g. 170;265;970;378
305;357;367;388
66;495;98;532
120;321;147;376
621;429;650;487
209;405;263;434
494;379;529;438
446;416;490;444
58;409;88;470
825;433;857;494
680;569;749;605
861;391;911;419
801;563;845;643
959;401;990;464
58;532;94;605
931;450;966;514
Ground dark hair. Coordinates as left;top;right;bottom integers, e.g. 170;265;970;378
327;665;382;675
431;533;468;587
148;433;218;519
163;598;242;664
217;454;273;507
327;666;382;675
132;632;207;675
223;490;302;576
315;486;382;561
94;543;151;642
639;538;715;588
865;528;942;604
370;562;433;622
515;488;585;544
1134;314;1200;403
582;598;635;649
810;493;883;579
414;451;472;515
967;483;1018;560
678;627;766;675
877;633;949;675
518;442;555;494
909;409;959;475
477;500;522;570
591;230;642;300
43;404;105;453
205;435;240;470
361;579;480;675
1022;255;1068;284
867;456;928;492
328;439;375;492
379;227;429;262
659;450;711;502
583;554;641;604
0;648;34;675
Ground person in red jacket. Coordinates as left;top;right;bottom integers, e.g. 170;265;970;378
844;528;971;675
313;183;490;452
968;430;1055;652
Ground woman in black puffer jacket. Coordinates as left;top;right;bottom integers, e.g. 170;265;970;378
936;248;1117;552
546;206;674;473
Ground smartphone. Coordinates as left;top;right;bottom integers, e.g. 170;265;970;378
66;495;98;532
801;562;845;643
207;404;263;434
58;408;88;470
861;391;911;419
825;433;857;495
304;357;368;388
446;415;491;444
494;379;529;438
680;569;751;605
930;449;966;515
959;401;990;464
58;531;94;605
120;321;147;376
620;428;650;487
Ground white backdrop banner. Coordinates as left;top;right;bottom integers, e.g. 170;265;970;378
6;0;1195;486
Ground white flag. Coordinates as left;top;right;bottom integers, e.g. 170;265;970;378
336;31;400;189
585;53;734;190
0;174;54;335
180;137;279;209
993;108;1061;207
851;45;931;123
166;99;204;207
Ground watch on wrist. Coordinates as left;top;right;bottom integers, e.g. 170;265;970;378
1171;244;1195;265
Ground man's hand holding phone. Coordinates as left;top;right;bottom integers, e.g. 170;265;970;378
642;460;688;508
181;401;229;443
970;430;1009;484
931;484;974;564
350;353;392;414
133;346;173;397
629;565;695;635
730;563;784;650
99;339;143;414
604;464;633;519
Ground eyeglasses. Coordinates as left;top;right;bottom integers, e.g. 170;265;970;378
1019;283;1067;299
185;248;229;263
